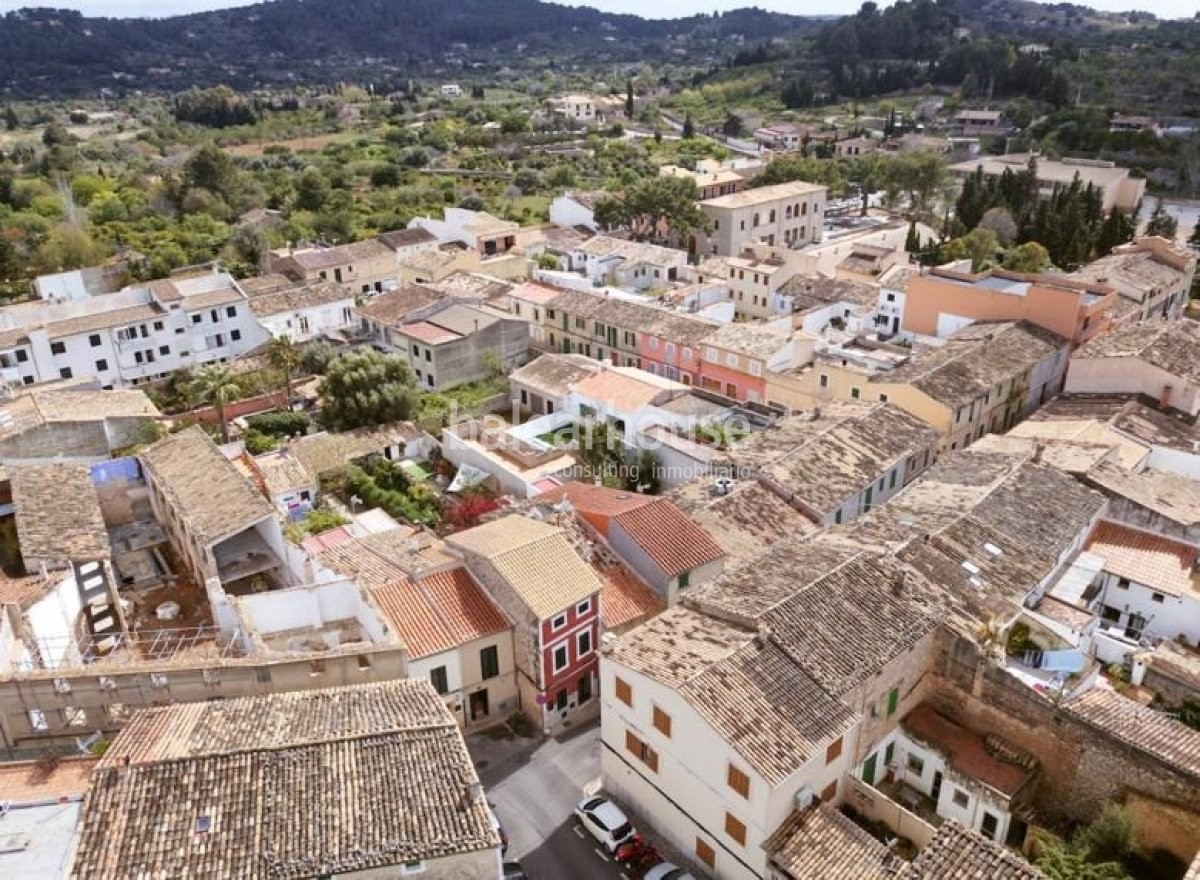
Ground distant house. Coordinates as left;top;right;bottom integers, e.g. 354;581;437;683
952;109;1011;136
441;83;463;98
549;191;604;232
410;208;521;258
268;238;399;294
948;153;1146;214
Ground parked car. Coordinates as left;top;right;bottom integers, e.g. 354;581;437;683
645;863;696;880
502;862;528;879
574;795;636;852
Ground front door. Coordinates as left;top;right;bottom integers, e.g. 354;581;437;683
862;753;877;787
469;689;489;721
931;770;944;802
578;673;592;704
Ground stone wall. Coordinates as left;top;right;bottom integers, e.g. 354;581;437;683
931;631;1200;861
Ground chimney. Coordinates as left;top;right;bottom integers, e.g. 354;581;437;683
1032;442;1045;464
1160;384;1173;410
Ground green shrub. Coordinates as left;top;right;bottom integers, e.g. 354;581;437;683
247;410;311;438
243;428;278;455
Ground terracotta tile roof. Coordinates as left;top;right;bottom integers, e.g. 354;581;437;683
1085;520;1198;597
251;450;314;497
1066;687;1200;778
570;369;672;412
681;638;856;783
909;821;1046;879
448;516;604;619
1085;462;1200;529
509;281;566;305
765;805;896;880
247;279;353;317
1074;319;1200;384
611;499;726;577
75;681;498;879
592;555;664;631
401;320;462;344
1146;640;1200;694
902;704;1035;797
10;462;110;563
44;302;164;340
761;554;939;697
140;427;273;547
371;566;510;660
356;284;444;326
509;355;602;399
316;528;426;590
543;481;658;524
287;422;424;479
0;569;55;609
378;227;437;250
607;605;751;690
675;481;819;563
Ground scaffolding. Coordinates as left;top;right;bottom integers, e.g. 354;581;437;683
10;625;245;676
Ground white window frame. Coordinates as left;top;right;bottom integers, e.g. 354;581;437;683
576;598;591;616
706;346;719;361
552;643;570;673
400;861;426;876
726;352;738;368
577;628;593;658
749;360;762;377
551;613;567;631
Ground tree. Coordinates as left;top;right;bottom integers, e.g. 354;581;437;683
625;80;634;119
904;220;921;253
191;364;242;443
978;206;1018;246
682;113;696;139
1096;207;1135;256
266;335;301;407
723;112;744;138
1035;839;1130;880
318;348;420;431
1190;216;1200;249
294;167;330;213
369;164;402;188
4;106;17;131
1003;241;1052;273
1145;198;1178;240
591;176;710;245
1074;804;1136;865
942;228;999;272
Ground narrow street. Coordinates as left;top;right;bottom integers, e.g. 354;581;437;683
470;719;622;880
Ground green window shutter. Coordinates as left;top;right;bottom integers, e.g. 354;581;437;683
886;687;899;716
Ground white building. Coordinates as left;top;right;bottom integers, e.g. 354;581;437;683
441;83;463;98
0;270;268;389
549;192;602;232
242;276;356;342
858;703;1036;847
1066;320;1200;417
1089;520;1200;648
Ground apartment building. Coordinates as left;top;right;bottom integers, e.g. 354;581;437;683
699;323;797;402
701;400;940;527
900;264;1116;347
539;288;719;383
69;681;502;879
0;270;268;389
698;181;828;257
242;274;356;342
949;153;1146;214
774;321;1070;453
660;159;758;201
951;109;1011;136
1065;320;1200;417
447;516;604;732
1069;237;1196;327
722;244;806;320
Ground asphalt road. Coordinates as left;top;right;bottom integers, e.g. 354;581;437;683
471;720;624;880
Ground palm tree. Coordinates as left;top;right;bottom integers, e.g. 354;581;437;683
191;364;241;443
266;335;301;408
